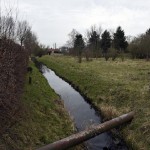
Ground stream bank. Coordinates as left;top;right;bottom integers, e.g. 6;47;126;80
33;58;128;150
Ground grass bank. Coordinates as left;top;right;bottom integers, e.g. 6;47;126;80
1;61;78;150
39;55;150;150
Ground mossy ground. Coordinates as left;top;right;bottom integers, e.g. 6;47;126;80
39;55;150;150
1;61;79;150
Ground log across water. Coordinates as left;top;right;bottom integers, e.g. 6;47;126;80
37;112;134;150
35;64;132;150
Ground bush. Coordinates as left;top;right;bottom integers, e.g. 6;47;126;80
0;39;28;137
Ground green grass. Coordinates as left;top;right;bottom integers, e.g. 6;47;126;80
1;61;77;150
39;55;150;150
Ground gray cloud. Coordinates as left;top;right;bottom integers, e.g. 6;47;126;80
1;0;150;47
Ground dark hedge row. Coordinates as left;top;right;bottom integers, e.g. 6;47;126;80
0;39;28;137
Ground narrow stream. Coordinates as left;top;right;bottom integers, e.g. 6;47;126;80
41;65;128;150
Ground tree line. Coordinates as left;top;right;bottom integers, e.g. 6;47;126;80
0;10;47;57
129;29;150;60
66;25;150;62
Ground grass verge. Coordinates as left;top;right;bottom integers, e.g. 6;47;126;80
1;61;79;150
39;55;150;150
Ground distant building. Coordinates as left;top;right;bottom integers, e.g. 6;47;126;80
60;46;69;53
47;48;61;55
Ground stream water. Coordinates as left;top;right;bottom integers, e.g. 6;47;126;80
41;65;128;150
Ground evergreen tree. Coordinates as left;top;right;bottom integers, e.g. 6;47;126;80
74;34;85;63
101;30;111;60
146;28;150;35
89;31;100;58
113;26;128;52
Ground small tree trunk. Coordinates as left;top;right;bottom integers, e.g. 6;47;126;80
78;55;82;63
112;51;117;61
104;53;109;61
146;53;149;61
121;51;124;61
112;56;116;61
85;51;89;61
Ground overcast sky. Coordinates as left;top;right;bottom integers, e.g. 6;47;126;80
1;0;150;47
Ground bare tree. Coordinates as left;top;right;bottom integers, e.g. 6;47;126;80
0;16;16;40
84;25;102;58
0;3;19;41
23;29;38;55
66;29;78;48
17;20;30;47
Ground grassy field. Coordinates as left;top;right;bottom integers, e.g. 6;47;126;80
2;61;79;150
39;55;150;150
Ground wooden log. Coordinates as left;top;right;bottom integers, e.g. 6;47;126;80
37;111;134;150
